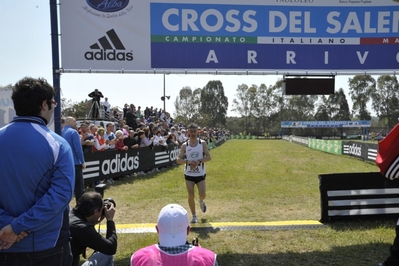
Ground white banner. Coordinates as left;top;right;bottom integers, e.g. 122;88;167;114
0;87;15;128
59;0;399;73
0;88;54;129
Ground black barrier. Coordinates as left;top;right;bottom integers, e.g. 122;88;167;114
83;144;180;183
342;141;378;163
319;172;399;222
83;137;228;183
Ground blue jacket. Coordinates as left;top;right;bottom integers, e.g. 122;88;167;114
62;125;85;165
0;116;75;252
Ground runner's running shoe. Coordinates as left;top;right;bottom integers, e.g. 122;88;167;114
199;200;206;213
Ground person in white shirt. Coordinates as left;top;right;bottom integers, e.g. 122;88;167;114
154;129;168;149
178;129;188;144
103;97;110;119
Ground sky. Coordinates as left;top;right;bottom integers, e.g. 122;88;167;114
0;2;375;118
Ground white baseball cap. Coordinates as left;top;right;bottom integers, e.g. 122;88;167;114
157;204;189;247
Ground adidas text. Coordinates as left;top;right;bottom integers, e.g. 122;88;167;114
345;144;361;156
85;49;133;61
102;153;139;175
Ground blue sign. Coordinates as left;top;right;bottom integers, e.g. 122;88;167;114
281;121;371;128
150;3;399;71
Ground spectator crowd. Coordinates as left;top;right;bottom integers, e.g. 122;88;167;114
62;101;229;185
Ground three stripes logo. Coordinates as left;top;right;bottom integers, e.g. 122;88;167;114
84;29;133;61
154;147;179;165
343;143;361;157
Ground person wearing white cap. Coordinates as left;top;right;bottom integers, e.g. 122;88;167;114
130;204;217;266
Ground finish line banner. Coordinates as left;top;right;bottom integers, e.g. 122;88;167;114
59;0;399;72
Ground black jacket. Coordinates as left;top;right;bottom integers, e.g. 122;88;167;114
69;209;117;266
124;136;139;149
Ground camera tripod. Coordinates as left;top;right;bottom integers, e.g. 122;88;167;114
88;100;101;119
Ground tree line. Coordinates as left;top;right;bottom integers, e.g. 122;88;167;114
174;75;399;136
4;74;395;136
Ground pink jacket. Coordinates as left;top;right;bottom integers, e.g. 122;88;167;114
131;244;217;266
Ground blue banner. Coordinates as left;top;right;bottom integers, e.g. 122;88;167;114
150;2;399;71
281;121;371;128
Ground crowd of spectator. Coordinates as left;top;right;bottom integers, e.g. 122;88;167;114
62;101;230;185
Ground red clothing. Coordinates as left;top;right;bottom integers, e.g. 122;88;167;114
92;135;105;152
115;139;127;151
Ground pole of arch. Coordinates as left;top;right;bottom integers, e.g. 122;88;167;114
163;73;166;113
50;0;62;135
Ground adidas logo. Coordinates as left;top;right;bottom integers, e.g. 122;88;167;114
84;29;133;61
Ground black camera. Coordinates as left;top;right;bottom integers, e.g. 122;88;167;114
102;198;116;216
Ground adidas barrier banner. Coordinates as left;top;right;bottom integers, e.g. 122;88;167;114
83;144;180;183
59;0;399;73
342;141;378;163
319;172;399;222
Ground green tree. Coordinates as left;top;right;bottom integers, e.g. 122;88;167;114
286;95;317;121
200;80;228;127
253;84;278;134
61;98;91;118
328;88;351;121
370;75;399;130
1;84;13;89
348;75;375;120
232;84;250;132
173;86;201;126
314;95;330;121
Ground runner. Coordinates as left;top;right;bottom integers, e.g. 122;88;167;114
176;123;212;223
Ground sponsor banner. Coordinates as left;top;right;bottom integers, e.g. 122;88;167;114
308;138;342;155
0;88;15;128
291;136;308;146
83;144;180;182
59;0;399;72
83;138;227;182
342;141;378;163
231;135;256;139
0;87;54;130
231;135;280;140
281;120;371;128
319;172;399;222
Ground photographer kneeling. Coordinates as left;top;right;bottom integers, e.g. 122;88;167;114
70;192;117;266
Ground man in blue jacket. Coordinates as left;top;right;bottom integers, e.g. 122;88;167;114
0;77;75;265
62;116;86;201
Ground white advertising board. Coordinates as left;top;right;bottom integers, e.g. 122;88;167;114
60;0;399;74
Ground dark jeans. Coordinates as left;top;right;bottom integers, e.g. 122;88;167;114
104;107;109;119
75;164;85;202
91;101;99;118
0;242;72;266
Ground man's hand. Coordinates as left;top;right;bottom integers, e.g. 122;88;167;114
16;231;28;243
0;224;24;250
104;203;116;221
188;160;199;170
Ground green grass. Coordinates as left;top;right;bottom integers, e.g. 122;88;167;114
85;140;396;266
